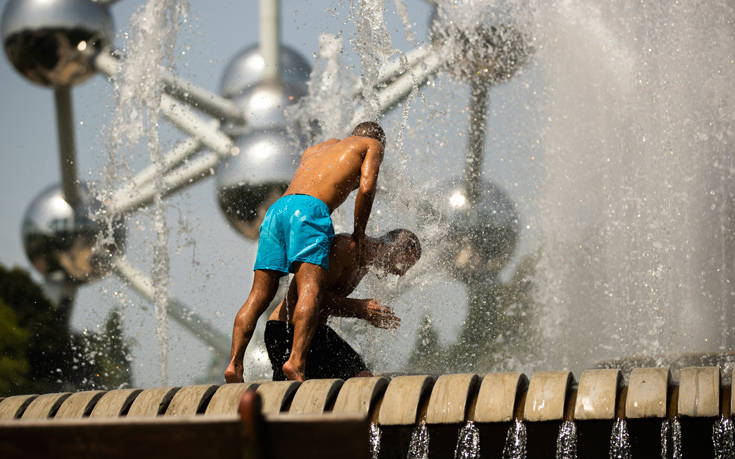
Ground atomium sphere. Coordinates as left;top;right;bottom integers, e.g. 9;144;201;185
219;43;312;99
424;179;519;282
1;0;114;87
21;183;126;284
216;127;304;240
430;17;531;84
230;80;308;132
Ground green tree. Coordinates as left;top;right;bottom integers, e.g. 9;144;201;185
0;264;133;395
0;299;30;393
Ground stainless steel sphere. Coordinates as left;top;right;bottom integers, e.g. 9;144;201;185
216;128;304;240
231;80;308;131
21;183;126;284
430;17;531;84
1;0;113;87
219;43;311;99
424;179;519;282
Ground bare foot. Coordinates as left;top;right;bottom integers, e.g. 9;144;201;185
282;361;305;382
224;362;244;383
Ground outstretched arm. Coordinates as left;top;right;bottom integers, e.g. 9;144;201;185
324;294;400;329
353;140;383;240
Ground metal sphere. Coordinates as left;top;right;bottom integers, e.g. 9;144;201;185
219;43;312;99
425;179;519;282
230;80;307;132
430;18;531;84
1;0;114;87
21;183;126;284
216;128;304;240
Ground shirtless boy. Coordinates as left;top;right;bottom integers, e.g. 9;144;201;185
224;122;385;383
266;229;421;380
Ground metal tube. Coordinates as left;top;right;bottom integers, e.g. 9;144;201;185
112;257;231;358
349;50;444;128
94;50;245;124
108;136;203;207
464;78;489;204
159;94;237;157
260;0;280;82
107;150;221;215
350;46;430;99
159;68;245;123
54;87;80;207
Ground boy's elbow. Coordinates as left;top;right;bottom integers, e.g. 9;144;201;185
359;180;378;196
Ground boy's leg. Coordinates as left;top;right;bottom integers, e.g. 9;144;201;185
282;262;326;381
225;269;282;383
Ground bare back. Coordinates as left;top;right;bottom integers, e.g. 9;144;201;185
284;136;382;212
269;234;367;323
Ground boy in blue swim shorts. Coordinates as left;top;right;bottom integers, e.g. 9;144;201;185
225;122;386;383
253;194;335;274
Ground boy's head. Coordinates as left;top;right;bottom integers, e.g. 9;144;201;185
352;121;386;146
375;229;421;276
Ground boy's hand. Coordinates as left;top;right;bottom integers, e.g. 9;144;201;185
365;299;400;329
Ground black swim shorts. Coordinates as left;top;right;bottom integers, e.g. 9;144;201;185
264;320;368;380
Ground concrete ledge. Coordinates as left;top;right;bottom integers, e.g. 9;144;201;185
524;371;574;422
21;393;72;420
426;373;479;424
0;395;39;420
472;373;527;423
574;369;621;420
205;382;260;415
164;384;219;416
89;389;142;418
625;368;670;418
255;381;300;415
678;366;720;417
378;375;434;426
289;379;343;415
126;387;180;417
332;376;388;417
55;391;107;419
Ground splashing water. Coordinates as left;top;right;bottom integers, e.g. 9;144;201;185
105;0;188;385
502;419;527;459
286;33;356;143
660;418;669;458
352;0;396;120
369;422;382;459
609;418;632;459
661;417;683;459
556;420;578;459
288;0;735;380
408;422;430;459
454;421;481;459
670;417;682;459
532;0;735;368
393;0;415;42
713;416;735;459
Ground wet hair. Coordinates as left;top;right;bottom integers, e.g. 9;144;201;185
383;228;422;261
352;121;386;146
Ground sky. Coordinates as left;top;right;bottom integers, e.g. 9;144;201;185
0;0;545;388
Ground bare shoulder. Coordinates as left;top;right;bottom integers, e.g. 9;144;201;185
343;136;383;153
302;138;340;157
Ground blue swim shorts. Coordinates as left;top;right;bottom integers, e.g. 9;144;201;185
254;194;335;274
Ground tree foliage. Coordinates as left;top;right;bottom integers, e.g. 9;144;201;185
0;264;132;396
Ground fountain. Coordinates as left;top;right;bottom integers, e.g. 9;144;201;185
2;0;735;457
